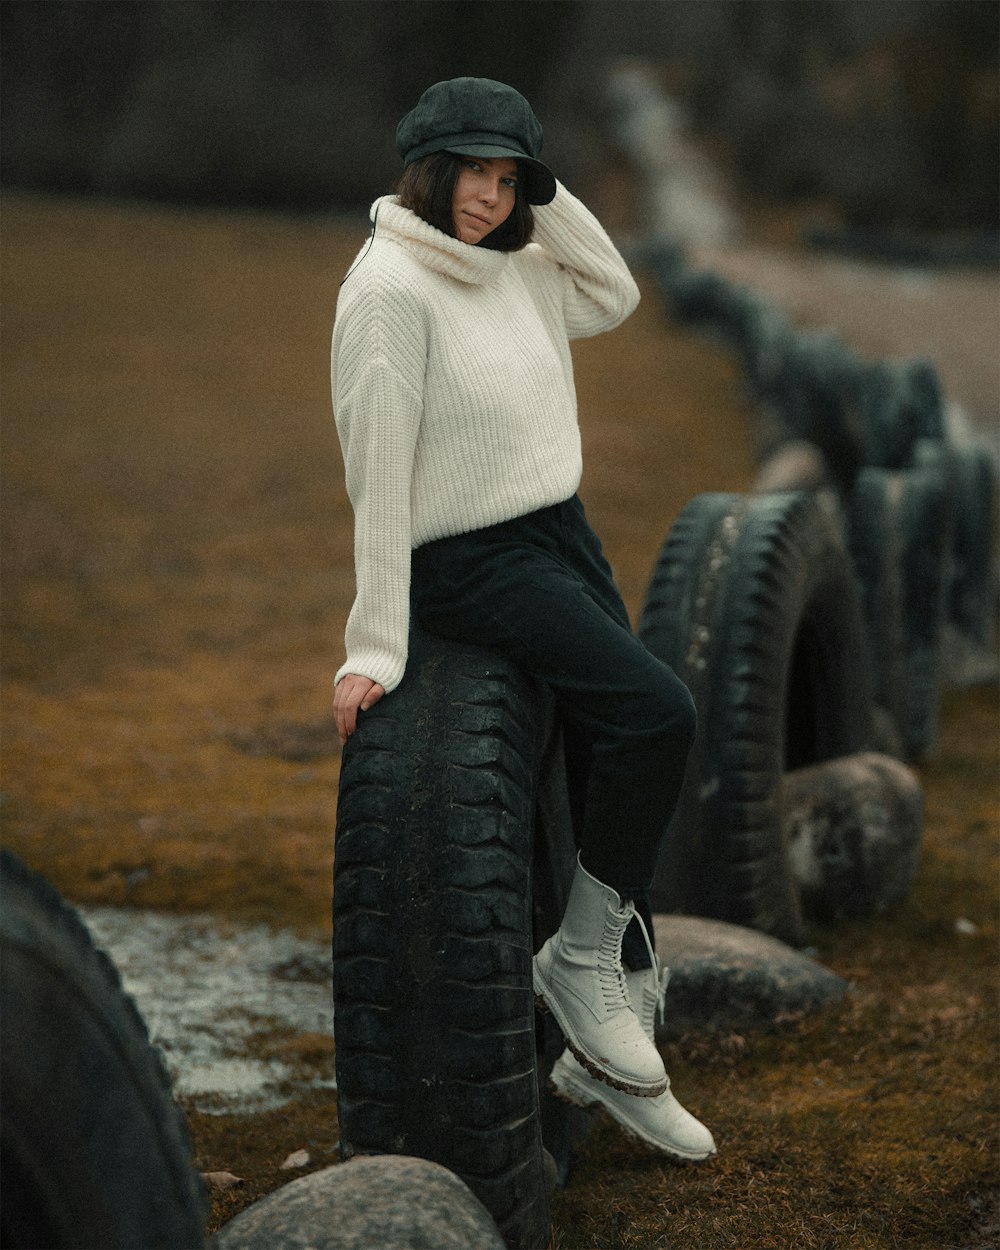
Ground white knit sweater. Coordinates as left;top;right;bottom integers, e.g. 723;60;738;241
331;180;640;692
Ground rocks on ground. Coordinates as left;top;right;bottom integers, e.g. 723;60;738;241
783;751;923;923
652;914;849;1041
211;1155;506;1250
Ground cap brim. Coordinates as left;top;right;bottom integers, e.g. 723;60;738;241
445;143;556;205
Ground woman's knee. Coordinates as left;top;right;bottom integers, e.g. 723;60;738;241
637;663;697;750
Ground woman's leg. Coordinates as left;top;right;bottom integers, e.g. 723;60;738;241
413;501;696;902
412;499;707;1113
549;494;695;885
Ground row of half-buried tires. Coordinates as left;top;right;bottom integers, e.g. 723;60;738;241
646;244;998;762
333;489;879;1249
846;437;997;761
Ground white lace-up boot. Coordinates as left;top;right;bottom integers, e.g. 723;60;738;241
533;856;668;1097
550;959;716;1161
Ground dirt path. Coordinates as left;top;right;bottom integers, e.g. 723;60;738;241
696;239;999;456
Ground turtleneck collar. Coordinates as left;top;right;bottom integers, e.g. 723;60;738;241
370;195;507;286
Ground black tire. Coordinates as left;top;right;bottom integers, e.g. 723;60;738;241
333;629;571;1250
638;492;876;946
846;468;910;751
847;445;955;759
899;440;956;757
859;358;946;471
665;266;762;347
764;332;868;496
0;850;207;1250
949;441;998;649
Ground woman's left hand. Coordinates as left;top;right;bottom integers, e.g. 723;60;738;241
334;674;386;745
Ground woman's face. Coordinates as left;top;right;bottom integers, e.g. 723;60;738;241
451;156;519;244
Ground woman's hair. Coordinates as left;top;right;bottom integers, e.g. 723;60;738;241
396;152;534;252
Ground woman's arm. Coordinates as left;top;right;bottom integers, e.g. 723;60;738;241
334;355;423;698
528;180;640;340
332;275;427;707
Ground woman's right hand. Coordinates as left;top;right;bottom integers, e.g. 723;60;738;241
334;674;386;745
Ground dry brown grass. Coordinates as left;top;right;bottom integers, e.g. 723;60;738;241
2;192;996;1250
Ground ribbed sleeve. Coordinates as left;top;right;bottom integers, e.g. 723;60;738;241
528;181;641;339
333;272;427;692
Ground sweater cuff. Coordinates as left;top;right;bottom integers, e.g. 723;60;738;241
335;646;407;696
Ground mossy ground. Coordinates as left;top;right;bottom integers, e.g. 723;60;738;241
2;193;996;1249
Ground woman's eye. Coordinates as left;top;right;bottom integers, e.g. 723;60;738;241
502;177;518;189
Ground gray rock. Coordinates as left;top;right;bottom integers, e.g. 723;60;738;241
783;751;923;922
652;914;848;1041
212;1156;505;1250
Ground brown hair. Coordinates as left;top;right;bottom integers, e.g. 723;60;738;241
396;152;534;252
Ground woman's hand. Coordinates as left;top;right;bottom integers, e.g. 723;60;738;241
334;674;386;745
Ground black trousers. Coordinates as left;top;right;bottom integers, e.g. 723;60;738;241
411;495;696;968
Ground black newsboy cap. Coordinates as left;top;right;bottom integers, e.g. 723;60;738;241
395;77;557;205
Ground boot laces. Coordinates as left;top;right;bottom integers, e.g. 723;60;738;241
596;901;633;1010
597;902;663;1016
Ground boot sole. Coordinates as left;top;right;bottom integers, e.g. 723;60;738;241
550;1061;716;1163
532;977;668;1098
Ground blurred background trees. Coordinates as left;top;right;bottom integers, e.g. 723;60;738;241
2;0;997;231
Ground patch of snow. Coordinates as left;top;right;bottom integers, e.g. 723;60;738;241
81;907;334;1116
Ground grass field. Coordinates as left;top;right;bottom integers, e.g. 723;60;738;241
2;191;997;1249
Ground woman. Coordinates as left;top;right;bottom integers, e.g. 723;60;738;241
331;77;714;1161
